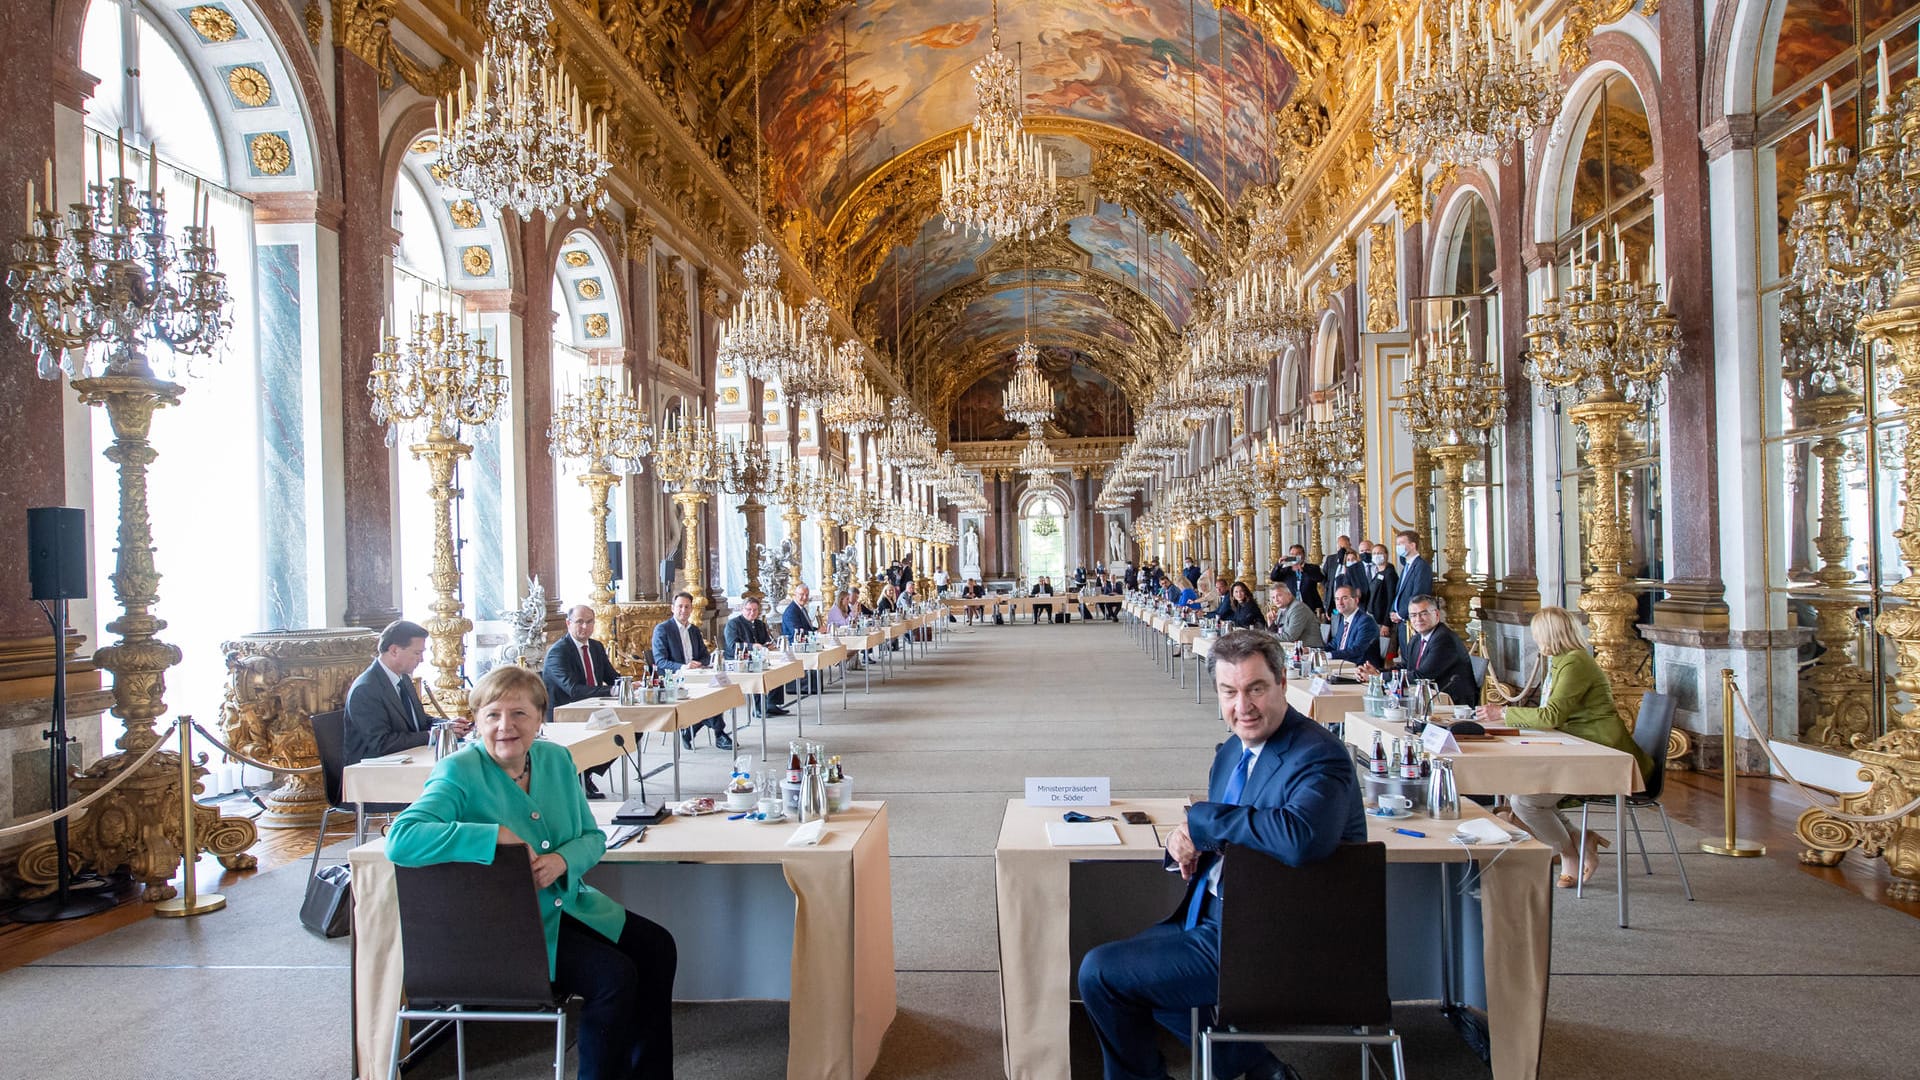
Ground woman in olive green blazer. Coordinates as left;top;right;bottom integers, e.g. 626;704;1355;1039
1478;607;1652;888
387;665;675;1080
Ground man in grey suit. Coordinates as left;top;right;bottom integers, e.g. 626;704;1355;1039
1266;583;1324;647
344;620;465;764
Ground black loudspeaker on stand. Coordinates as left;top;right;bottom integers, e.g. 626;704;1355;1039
10;508;116;923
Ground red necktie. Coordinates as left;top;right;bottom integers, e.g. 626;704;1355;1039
580;642;595;685
1339;616;1353;649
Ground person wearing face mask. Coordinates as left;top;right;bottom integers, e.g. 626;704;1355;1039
1335;544;1368;599
1268;544;1326;615
1320;535;1353;599
1389;530;1433;656
1358;541;1400;650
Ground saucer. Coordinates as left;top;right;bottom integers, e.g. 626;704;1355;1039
1369;808;1414;821
751;810;790;825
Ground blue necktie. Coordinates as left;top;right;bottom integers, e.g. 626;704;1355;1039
1184;747;1255;929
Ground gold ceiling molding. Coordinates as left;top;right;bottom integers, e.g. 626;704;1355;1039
949;434;1130;472
329;0;460;95
922;330;1154;422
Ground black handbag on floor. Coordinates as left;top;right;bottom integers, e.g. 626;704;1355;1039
300;862;354;938
992;612;1004;625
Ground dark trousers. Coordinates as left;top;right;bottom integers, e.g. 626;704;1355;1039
554;911;676;1080
1077;908;1273;1080
1033;602;1053;623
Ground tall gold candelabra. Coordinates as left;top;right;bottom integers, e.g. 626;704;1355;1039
777;457;812;590
652;409;723;621
1401;316;1506;637
550;371;651;635
7;141;254;902
721;438;779;602
370;307;508;719
1525;236;1679;728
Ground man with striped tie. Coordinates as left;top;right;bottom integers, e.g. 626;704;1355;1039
1077;631;1365;1080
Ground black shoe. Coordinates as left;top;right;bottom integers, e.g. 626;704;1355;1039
765;705;791;717
713;733;735;751
582;776;606;800
680;729;694;750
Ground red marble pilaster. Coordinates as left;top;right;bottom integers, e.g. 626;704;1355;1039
1652;3;1728;625
517;215;558;609
0;4;67;642
336;50;399;631
1496;152;1539;606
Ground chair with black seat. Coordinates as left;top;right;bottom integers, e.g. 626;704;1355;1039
1574;691;1695;901
1193;841;1406;1080
389;851;579;1080
307;709;408;878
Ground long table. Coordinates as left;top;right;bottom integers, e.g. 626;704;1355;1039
993;797;1552;1080
341;722;634;840
350;800;896;1080
1342;710;1644;927
551;681;746;800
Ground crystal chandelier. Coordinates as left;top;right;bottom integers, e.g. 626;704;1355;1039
1370;0;1557;167
370;305;509;444
823;340;888;433
548;369;653;473
780;297;843;406
9;144;231;380
436;0;611;220
1018;425;1056;482
880;395;937;470
717;7;805;383
1400;320;1505;447
938;0;1058;241
1524;233;1681;407
1003;339;1054;425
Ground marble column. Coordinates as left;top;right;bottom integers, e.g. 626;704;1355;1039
625;240;658;596
995;471;1013;577
0;6;72;644
336;48;400;631
516;215;559;628
1651;1;1728;628
1072;469;1091;570
1495;152;1540;612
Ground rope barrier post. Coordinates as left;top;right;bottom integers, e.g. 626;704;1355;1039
1701;670;1767;858
155;716;226;917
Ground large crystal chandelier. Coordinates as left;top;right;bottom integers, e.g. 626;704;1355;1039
1003;339;1054;425
717;5;805;382
881;395;937;471
938;0;1058;241
437;0;611;220
823;340;887;433
1018;425;1056;482
781;297;843;406
1370;0;1557;167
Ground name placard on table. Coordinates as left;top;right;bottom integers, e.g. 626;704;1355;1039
1024;777;1110;807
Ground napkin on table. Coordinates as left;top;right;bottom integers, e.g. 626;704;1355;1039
786;820;827;847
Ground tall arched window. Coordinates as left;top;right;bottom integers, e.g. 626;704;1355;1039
1754;0;1920;747
79;0;291;734
1547;73;1665;615
1433;192;1505;588
550;232;630;612
1020;492;1068;583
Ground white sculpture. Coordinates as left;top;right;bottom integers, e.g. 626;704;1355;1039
1106;517;1128;565
961;522;981;570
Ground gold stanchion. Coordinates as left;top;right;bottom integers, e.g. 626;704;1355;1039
1700;669;1766;858
154;716;226;917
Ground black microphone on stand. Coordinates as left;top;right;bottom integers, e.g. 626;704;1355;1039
609;733;659;802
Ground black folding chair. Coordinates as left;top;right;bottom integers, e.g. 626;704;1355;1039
307;710;407;878
389;851;578;1080
1195;842;1406;1080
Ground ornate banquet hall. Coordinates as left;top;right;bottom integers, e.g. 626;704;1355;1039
3;0;1920;1077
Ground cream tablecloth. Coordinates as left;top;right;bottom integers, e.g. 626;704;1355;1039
341;721;633;805
1341;711;1644;795
1284;681;1370;724
993;797;1552;1080
551;681;745;733
350;801;896;1080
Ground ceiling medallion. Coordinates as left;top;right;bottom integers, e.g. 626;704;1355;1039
188;5;239;43
563;250;592;267
462;245;494;276
247;132;292;175
410;137;440;156
576;277;602;300
226;66;272;107
937;0;1058;242
448;198;483;229
435;0;611;220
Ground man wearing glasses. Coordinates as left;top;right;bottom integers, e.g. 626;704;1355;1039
1358;594;1478;707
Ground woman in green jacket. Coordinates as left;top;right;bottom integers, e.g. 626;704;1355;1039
1478;606;1654;889
387;664;675;1080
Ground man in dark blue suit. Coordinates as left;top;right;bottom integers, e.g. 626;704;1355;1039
651;591;732;750
1390;529;1433;656
778;583;822;694
1325;583;1383;668
724;595;789;718
344;620;464;764
1078;631;1366;1080
543;604;620;795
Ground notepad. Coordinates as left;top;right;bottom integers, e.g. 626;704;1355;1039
1045;821;1122;847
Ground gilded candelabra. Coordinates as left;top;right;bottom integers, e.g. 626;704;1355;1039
777;457;813;591
1798;62;1920;896
1275;418;1340;563
1401;317;1506;637
6;141;254;900
721;438;779;603
550;371;652;634
1524;236;1679;728
369;306;508;719
652;410;723;620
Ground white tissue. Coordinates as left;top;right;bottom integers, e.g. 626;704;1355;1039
785;820;827;847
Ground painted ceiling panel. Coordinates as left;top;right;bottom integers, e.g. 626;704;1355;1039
940;285;1138;354
1068;201;1203;328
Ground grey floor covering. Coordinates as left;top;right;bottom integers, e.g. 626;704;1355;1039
5;618;1919;1078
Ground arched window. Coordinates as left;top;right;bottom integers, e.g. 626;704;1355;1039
79;0;289;737
550;232;632;612
1019;492;1068;583
1430;191;1506;588
1754;0;1920;747
1546;73;1664;614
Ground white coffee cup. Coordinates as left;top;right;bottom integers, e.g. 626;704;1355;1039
1452;705;1474;721
757;797;781;819
1373;794;1413;815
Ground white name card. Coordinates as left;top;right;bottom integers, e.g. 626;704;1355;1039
1308;676;1331;696
1421;724;1460;755
1025;777;1112;807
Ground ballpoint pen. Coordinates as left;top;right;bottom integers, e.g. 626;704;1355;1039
1392;828;1426;838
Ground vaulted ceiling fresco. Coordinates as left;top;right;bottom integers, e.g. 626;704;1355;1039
645;0;1361;434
